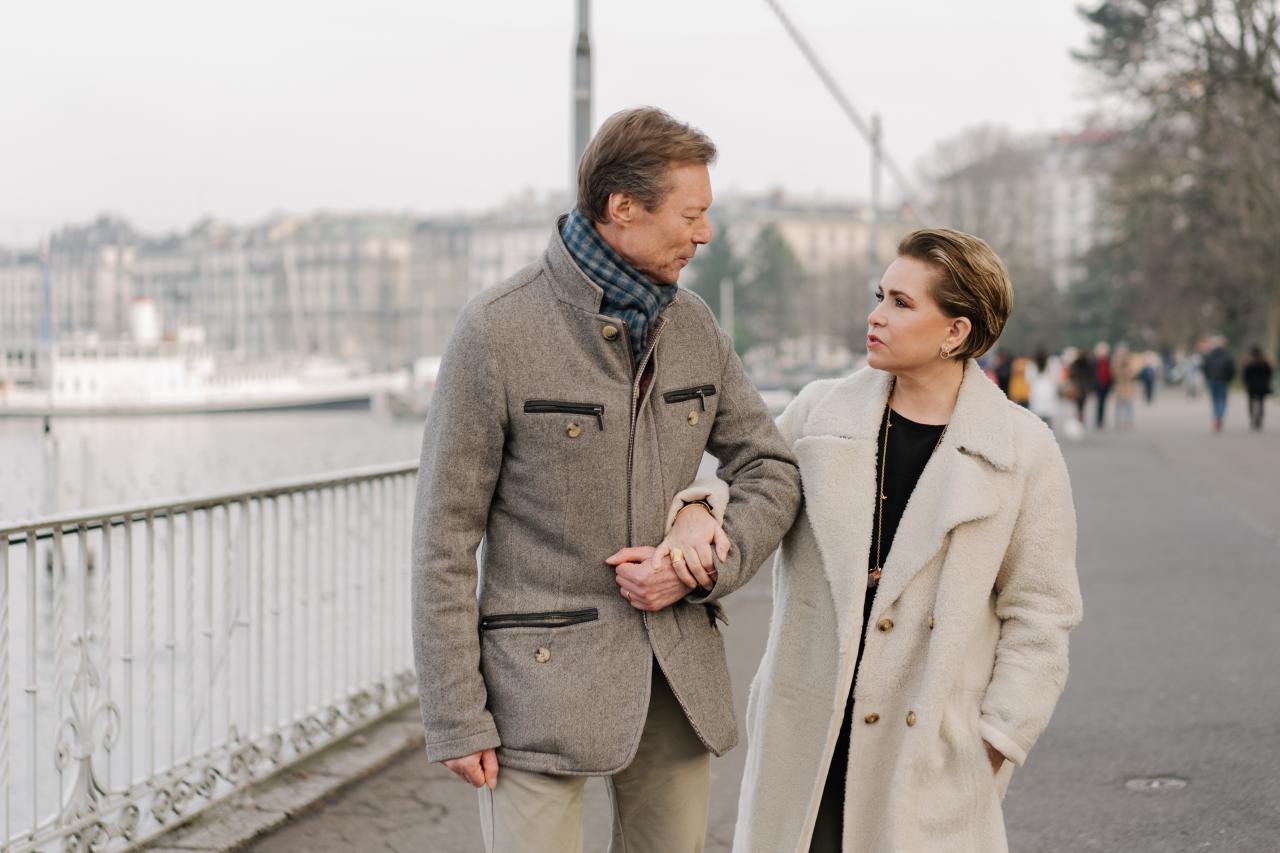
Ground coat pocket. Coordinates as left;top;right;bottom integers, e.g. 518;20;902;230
662;384;717;411
523;400;605;430
479;615;618;760
480;608;599;630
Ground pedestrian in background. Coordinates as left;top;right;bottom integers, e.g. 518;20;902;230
1243;346;1274;431
1008;356;1032;407
1138;352;1158;405
1093;341;1113;430
1113;344;1137;431
1184;347;1205;398
994;350;1013;397
1201;335;1236;433
1068;348;1094;430
1028;348;1061;428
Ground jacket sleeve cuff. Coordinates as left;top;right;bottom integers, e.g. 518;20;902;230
979;716;1030;767
425;726;502;764
665;477;729;531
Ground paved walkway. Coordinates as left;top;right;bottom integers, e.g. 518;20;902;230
248;389;1280;852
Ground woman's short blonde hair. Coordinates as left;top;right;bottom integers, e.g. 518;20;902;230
897;228;1013;360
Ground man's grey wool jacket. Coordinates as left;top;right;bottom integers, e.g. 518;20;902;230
411;221;802;775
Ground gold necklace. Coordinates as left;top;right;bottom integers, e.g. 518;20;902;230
869;382;949;588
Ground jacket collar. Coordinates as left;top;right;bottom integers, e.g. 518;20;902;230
542;215;607;315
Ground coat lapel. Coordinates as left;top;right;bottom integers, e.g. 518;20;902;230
793;361;1018;638
791;368;892;651
870;360;1016;615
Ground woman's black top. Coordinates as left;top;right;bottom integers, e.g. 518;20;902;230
810;406;945;851
860;408;947;652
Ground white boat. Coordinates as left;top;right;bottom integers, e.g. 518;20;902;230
0;341;409;416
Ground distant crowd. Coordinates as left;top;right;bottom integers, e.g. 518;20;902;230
981;337;1274;435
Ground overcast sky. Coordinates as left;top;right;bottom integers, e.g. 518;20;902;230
0;1;1097;246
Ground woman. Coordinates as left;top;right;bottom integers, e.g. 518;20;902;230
1026;347;1061;428
1242;346;1274;431
1113;344;1138;430
696;229;1082;852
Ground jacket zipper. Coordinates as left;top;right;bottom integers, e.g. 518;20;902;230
625;311;672;546
479;607;599;630
662;384;717;411
523;400;605;431
618;300;715;750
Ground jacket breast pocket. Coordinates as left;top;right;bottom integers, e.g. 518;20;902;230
523;400;606;432
660;384;718;430
662;384;717;410
519;399;609;464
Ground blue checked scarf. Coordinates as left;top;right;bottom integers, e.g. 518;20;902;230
560;208;677;371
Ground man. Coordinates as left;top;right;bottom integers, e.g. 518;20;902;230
411;107;802;852
1202;334;1236;432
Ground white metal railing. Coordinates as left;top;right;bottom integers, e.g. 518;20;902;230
1;461;420;852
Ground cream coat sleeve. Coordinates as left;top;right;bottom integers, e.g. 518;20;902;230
980;428;1083;766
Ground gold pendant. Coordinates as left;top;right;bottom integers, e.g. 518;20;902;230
869;567;882;587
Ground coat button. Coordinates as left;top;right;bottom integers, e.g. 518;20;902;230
687;411;700;426
534;647;551;663
566;422;583;438
906;711;917;727
602;325;620;341
863;712;880;724
877;617;894;632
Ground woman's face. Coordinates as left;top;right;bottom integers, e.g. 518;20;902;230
866;256;968;373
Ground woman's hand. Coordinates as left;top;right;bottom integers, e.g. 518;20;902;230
983;740;1006;774
656;503;731;591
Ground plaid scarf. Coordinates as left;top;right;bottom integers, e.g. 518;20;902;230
560;208;677;370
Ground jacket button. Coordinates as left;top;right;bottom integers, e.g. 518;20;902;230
906;711;917;727
687;411;700;426
863;712;880;724
534;647;551;663
602;325;620;341
877;617;894;632
928;614;935;630
566;422;583;438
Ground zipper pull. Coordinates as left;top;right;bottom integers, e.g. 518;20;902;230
696;388;707;411
593;406;604;430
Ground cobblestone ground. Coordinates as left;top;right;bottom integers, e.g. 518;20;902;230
250;389;1280;853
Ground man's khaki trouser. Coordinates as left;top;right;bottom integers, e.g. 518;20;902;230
477;665;712;853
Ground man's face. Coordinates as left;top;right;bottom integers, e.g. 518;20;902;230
609;162;713;285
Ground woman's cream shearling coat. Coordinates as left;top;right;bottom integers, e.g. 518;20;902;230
732;361;1083;853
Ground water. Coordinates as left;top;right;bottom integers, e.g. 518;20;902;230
0;409;427;525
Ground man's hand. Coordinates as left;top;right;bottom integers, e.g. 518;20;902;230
656;504;732;591
983;740;1005;775
606;546;693;612
443;748;499;789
